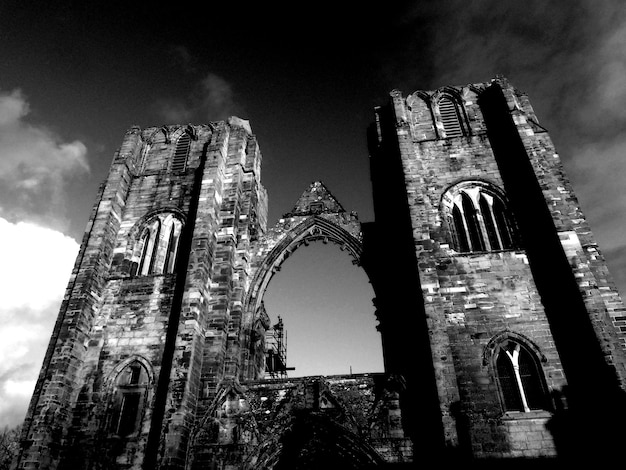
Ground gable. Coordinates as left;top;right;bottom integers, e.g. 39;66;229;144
284;181;346;217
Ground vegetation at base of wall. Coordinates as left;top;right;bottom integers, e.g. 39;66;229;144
0;426;20;470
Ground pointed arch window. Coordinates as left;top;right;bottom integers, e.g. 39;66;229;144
442;182;518;253
109;361;150;437
137;219;160;276
130;213;183;276
438;96;464;138
172;133;191;173
462;192;484;252
494;339;550;412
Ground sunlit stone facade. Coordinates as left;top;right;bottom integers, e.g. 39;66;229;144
13;77;626;469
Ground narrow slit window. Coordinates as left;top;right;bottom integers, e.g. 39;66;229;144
439;97;464;138
172;133;191;173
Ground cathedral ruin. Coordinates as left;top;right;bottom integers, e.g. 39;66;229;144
13;77;626;469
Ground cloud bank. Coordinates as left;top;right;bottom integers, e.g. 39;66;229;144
0;218;79;427
0;90;87;427
0;89;89;232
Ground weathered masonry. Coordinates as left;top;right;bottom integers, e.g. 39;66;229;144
14;77;626;469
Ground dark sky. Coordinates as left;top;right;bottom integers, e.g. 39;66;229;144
1;0;626;426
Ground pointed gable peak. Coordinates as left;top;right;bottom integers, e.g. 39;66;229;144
284;181;346;217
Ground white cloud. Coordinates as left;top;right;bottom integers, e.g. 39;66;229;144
0;218;79;427
0;88;89;231
0;89;29;126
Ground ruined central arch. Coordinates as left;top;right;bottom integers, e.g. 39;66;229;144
240;181;370;381
185;182;411;470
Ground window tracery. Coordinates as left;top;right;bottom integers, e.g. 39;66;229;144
442;182;517;253
492;338;550;412
130;213;183;276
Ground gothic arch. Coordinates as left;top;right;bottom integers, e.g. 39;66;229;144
244;214;364;315
101;356;155;439
244;412;386;469
186;382;260;470
168;123;198;142
482;330;547;367
440;179;519;252
104;355;156;389
143;125;171;145
482;331;551;413
125;208;187;265
406;90;432;107
191;381;256;436
406;91;437;140
432;85;464;104
432;87;469;138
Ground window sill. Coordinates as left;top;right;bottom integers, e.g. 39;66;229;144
501;410;552;420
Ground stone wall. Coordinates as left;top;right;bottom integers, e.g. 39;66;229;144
187;374;412;469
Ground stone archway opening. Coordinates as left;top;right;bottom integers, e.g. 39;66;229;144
262;239;383;377
241;181;385;381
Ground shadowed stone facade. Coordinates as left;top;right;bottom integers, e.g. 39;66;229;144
13;77;626;469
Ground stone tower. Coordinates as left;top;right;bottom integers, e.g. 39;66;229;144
13;77;626;469
367;76;626;463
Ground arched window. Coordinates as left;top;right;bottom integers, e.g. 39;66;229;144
462;192;484;252
451;205;469;252
172;133;191;172
130;213;184;276
109;361;149;437
442;182;518;253
493;339;550;412
137;219;160;276
438;96;464;138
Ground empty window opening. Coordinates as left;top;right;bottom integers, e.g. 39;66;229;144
262;242;383;378
495;340;550;412
438;96;464;138
109;362;149;437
